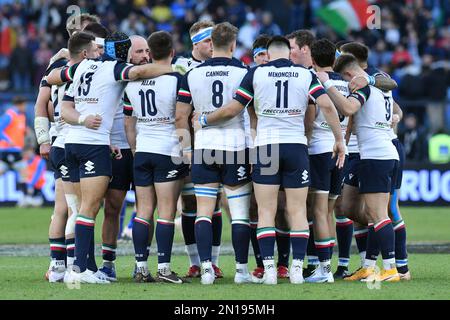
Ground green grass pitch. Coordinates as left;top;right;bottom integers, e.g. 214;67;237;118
0;206;449;300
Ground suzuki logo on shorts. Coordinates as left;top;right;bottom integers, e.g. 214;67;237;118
85;161;95;173
167;170;178;179
302;170;309;183
60;165;69;177
237;166;247;180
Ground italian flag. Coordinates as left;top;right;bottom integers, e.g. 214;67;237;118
317;0;371;36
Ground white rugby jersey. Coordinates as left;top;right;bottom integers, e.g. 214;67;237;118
365;66;397;141
51;80;71;149
309;71;349;155
172;55;203;74
177;57;248;151
124;73;182;157
351;85;399;160
110;100;130;150
61;56;133;145
233;58;326;147
347;133;359;154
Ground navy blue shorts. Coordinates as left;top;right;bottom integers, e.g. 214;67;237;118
309;152;346;195
109;148;134;191
343;153;360;187
65;144;112;183
391;139;405;192
49;146;70;181
191;149;251;186
358;159;398;194
252;144;310;188
134;152;189;186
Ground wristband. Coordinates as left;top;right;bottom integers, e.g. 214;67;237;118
78;114;87;125
365;75;375;86
183;147;192;153
199;114;208;128
34;117;51;145
323;80;333;90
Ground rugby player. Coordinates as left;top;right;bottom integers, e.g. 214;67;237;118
173;21;225;279
43;32;100;282
304;39;350;283
195;36;346;285
46;31;176;284
98;35;152;282
338;42;409;280
35;14;101;281
286;29;320;276
249;34;291;281
176;22;253;285
317;53;401;282
124;31;188;284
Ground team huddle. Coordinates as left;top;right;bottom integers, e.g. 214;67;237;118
34;13;410;286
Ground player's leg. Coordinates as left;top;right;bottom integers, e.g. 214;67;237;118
222;149;253;284
330;160;352;279
249;192;264;279
181;178;201;277
304;194;319;276
360;160;400;282
275;191;290;279
100;189;126;281
152;153;188;283
132;152;157;282
253;183;279;284
194;183;219;284
251;143;282;285
47;177;68;282
389;139;410;280
211;190;224;278
306;153;334;283
154;179;185;283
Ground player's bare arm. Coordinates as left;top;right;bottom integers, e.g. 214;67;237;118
304;103;316;143
175;101;194;159
315;93;346;168
349;74;397;92
34;84;52;159
192;99;245;130
124;115;137;155
61;100;102;130
127;64;174;81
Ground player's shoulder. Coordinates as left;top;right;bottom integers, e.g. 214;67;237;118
327;71;345;81
198;57;247;69
366;66;391;78
45;58;69;75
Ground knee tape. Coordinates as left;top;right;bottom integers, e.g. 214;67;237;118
224;182;252;221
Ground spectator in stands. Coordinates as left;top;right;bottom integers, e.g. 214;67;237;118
9;36;33;92
398;113;428;162
259;11;282;36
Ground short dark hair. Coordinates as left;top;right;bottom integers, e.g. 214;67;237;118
311;39;336;68
252;34;270;51
68;31;96;57
334;53;359;74
147;31;173;61
12;96;26;105
286;29;315;49
66;13;100;36
335;40;351;51
211;22;238;50
267;35;290;50
83;22;109;39
340;42;369;63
